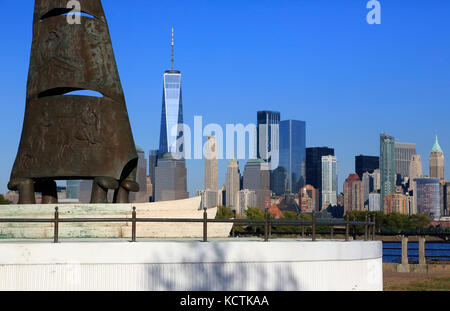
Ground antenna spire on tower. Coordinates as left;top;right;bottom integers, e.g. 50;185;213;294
171;27;174;71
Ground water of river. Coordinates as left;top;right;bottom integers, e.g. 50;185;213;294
383;241;450;263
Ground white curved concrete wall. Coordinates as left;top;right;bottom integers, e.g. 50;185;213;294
0;240;382;291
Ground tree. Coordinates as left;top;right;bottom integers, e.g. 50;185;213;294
0;195;9;205
215;206;234;219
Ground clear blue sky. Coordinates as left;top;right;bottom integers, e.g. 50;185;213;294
0;0;449;196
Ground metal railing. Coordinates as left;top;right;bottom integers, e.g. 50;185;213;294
0;207;376;243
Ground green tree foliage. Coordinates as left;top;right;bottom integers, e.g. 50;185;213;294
0;195;10;205
345;210;431;234
215;206;235;219
245;207;265;219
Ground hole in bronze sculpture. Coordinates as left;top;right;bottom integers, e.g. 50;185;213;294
41;8;95;20
9;0;139;205
39;88;104;98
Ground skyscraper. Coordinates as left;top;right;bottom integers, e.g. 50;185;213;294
362;172;375;205
429;136;445;180
154;153;189;202
321;155;337;208
395;142;416;179
257;111;280;194
257;111;280;163
205;136;218;191
202;136;219;208
409;154;423;214
238;189;257;216
225;159;240;209
148;150;159;202
243;159;271;211
380;134;396;211
159;29;184;158
415;178;440;220
343;174;364;212
129;148;148;203
306;147;335;207
272;120;306;195
66;180;81;200
355;155;379;180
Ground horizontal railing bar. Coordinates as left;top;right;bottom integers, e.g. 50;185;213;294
0;218;373;226
0;219;54;223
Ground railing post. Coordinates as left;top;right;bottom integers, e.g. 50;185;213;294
232;210;236;237
269;218;272;240
330;225;334;240
345;214;349;241
131;206;137;242
419;236;426;265
203;208;208;242
401;236;409;266
372;214;376;240
54;207;59;244
301;222;305;238
312;212;316;241
264;208;269;242
364;214;368;241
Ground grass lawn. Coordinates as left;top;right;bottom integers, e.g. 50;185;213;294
384;275;450;291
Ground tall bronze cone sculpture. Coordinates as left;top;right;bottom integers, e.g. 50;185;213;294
9;0;139;204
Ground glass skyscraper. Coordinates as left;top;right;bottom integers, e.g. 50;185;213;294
257;111;280;165
272;120;306;195
159;70;184;158
380;134;396;211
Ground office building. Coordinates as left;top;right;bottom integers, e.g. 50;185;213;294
394;142;416;179
362;172;375;206
256;111;280;164
380;134;396;211
429;136;445;179
343;174;364;212
272;120;306;195
154;153;189;202
384;193;409;215
321;155;337;208
148;150;159;201
415;178;440;220
409;154;423;214
225;159;240;208
439;181;450;217
197;190;219;209
369;193;381;212
205;136;218;191
300;185;318;212
355;155;379;180
159;29;184;158
306;147;335;208
66;180;81;200
243;159;271;210
129;148;148;203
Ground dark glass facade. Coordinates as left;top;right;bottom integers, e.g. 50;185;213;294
257;111;280;164
306;147;335;190
355;155;379;179
272;120;306;195
306;147;335;208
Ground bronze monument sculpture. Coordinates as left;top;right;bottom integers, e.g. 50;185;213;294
8;0;139;204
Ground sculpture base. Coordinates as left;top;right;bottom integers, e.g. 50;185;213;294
0;197;232;239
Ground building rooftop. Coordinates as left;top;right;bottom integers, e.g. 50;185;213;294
431;135;443;153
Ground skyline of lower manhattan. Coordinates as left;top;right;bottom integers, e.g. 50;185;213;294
0;1;449;217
